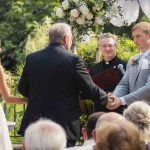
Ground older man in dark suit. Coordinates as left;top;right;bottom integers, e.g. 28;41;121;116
18;23;108;147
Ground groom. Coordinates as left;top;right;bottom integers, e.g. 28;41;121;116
107;22;150;109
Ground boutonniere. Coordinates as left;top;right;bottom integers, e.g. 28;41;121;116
131;59;138;65
130;55;140;65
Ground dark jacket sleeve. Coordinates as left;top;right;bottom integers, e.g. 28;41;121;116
73;56;108;106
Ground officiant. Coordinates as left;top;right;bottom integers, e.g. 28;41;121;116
89;33;127;113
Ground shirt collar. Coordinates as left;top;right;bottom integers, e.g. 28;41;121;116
140;49;150;57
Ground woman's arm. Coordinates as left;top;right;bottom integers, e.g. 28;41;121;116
0;65;27;104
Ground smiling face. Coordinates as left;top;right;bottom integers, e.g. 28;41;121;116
99;37;117;61
132;28;150;53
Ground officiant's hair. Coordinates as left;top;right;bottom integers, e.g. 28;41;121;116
132;22;150;34
49;23;72;43
98;33;118;46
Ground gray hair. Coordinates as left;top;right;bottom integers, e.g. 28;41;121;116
96;33;117;62
49;23;72;43
123;101;150;137
24;119;67;150
98;33;117;46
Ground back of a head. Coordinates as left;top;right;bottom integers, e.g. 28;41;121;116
94;120;145;150
86;112;105;138
24;119;67;150
96;112;124;130
123;101;150;135
49;23;71;43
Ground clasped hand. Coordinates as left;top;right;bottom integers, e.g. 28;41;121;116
106;93;122;110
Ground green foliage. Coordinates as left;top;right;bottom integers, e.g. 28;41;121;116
25;16;52;55
117;36;139;61
77;37;97;68
0;0;60;70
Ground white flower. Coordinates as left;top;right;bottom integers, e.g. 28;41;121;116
56;8;64;18
81;34;90;43
95;17;104;25
76;16;85;25
79;4;89;16
62;0;69;10
70;9;79;18
69;16;75;22
86;13;93;20
72;0;79;3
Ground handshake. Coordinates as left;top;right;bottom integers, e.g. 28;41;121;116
106;93;122;110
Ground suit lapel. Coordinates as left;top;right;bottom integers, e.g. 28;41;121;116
133;51;150;85
132;54;141;85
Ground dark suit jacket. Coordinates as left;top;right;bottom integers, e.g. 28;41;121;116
18;43;107;139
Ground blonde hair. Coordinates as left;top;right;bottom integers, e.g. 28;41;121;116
123;101;150;140
132;22;150;34
94;120;145;150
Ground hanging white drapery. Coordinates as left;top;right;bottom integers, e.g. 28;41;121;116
110;0;150;27
139;0;150;20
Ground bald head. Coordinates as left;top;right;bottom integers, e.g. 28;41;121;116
96;112;125;129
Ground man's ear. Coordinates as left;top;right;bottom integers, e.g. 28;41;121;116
63;35;69;49
82;127;88;141
92;129;96;142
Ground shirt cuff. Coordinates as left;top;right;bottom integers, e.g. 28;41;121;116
120;97;127;105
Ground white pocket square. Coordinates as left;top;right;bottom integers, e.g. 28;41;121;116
141;58;149;69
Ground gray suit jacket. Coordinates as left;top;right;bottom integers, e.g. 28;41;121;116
113;52;150;105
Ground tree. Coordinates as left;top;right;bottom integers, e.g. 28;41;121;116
0;0;59;70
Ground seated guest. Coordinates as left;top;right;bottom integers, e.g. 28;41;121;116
94;120;145;150
95;112;125;130
23;119;67;150
66;112;105;150
123;101;150;148
90;33;127;114
92;112;125;147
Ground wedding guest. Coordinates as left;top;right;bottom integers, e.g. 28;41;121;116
94;120;145;150
23;119;66;150
123;101;150;146
66;112;105;150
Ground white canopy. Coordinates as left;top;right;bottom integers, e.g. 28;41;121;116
110;0;150;27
